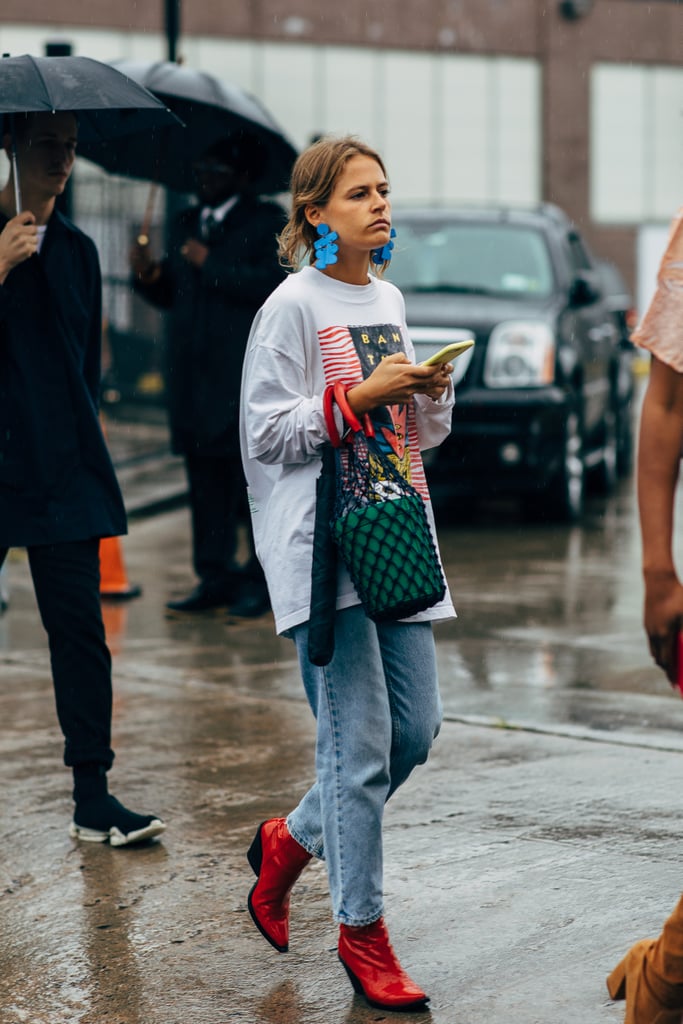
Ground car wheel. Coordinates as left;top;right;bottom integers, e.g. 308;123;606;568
544;410;585;522
590;406;618;496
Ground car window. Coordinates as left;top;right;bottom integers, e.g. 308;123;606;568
388;220;555;299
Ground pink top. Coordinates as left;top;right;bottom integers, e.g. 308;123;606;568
632;208;683;372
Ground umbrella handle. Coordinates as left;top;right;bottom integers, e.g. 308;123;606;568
137;183;159;246
9;114;21;214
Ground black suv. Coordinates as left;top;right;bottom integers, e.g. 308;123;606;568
388;204;635;521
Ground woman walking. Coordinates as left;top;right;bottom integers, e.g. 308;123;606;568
239;135;455;1011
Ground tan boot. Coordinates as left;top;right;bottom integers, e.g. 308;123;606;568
607;896;683;1023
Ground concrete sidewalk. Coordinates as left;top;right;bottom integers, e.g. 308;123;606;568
1;507;681;1023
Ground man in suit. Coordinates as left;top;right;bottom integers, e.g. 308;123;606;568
131;133;286;616
0;110;165;845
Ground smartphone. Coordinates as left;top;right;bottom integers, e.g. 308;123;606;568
420;339;475;366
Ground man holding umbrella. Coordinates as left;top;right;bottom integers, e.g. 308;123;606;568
130;132;286;616
0;109;165;846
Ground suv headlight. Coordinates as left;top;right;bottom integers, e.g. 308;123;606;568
484;321;555;388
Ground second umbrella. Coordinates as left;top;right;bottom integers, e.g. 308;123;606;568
79;60;298;195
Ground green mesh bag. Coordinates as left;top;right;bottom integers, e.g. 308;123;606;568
327;385;446;622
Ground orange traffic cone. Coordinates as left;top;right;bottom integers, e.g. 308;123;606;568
99;535;142;600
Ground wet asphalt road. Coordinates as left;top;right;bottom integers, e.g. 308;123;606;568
435;477;683;744
2;435;683;1023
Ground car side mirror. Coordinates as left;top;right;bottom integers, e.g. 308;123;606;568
569;269;602;307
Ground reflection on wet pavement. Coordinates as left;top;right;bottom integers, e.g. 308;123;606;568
431;478;683;745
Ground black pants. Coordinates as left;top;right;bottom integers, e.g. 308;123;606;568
0;539;114;769
185;451;262;586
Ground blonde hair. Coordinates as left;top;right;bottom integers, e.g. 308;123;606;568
278;135;390;274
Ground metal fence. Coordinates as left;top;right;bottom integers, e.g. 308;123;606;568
73;163;173;406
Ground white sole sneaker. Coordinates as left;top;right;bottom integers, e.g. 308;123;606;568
69;818;166;847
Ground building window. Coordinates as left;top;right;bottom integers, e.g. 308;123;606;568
589;61;679;224
591;62;683;224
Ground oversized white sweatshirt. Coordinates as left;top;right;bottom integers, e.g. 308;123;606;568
239;265;457;635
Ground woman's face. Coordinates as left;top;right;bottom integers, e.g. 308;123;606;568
308;154;391;258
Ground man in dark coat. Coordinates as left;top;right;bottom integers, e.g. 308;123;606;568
131;133;287;615
0;110;165;846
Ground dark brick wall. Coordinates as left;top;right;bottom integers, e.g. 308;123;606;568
2;0;160;31
6;0;680;60
1;0;539;53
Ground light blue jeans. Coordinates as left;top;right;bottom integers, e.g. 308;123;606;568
287;605;442;926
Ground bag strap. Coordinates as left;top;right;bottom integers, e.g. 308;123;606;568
322;384;342;447
322;382;375;447
332;381;375;440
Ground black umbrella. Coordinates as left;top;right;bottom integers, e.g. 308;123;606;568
0;54;181;211
78;60;298;195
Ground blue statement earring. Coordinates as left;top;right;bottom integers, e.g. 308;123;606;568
314;223;339;269
371;227;396;266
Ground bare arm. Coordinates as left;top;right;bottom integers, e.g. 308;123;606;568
637;354;683;682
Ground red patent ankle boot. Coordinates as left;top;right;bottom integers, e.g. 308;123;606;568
338;918;429;1011
247;818;312;952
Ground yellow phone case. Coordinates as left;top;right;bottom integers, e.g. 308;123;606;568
420;339;474;366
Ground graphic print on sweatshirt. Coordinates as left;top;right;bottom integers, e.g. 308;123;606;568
317;322;428;498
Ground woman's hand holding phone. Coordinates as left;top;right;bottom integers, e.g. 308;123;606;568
346;353;451;415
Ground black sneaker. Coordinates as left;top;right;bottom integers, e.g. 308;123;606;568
69;795;166;847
